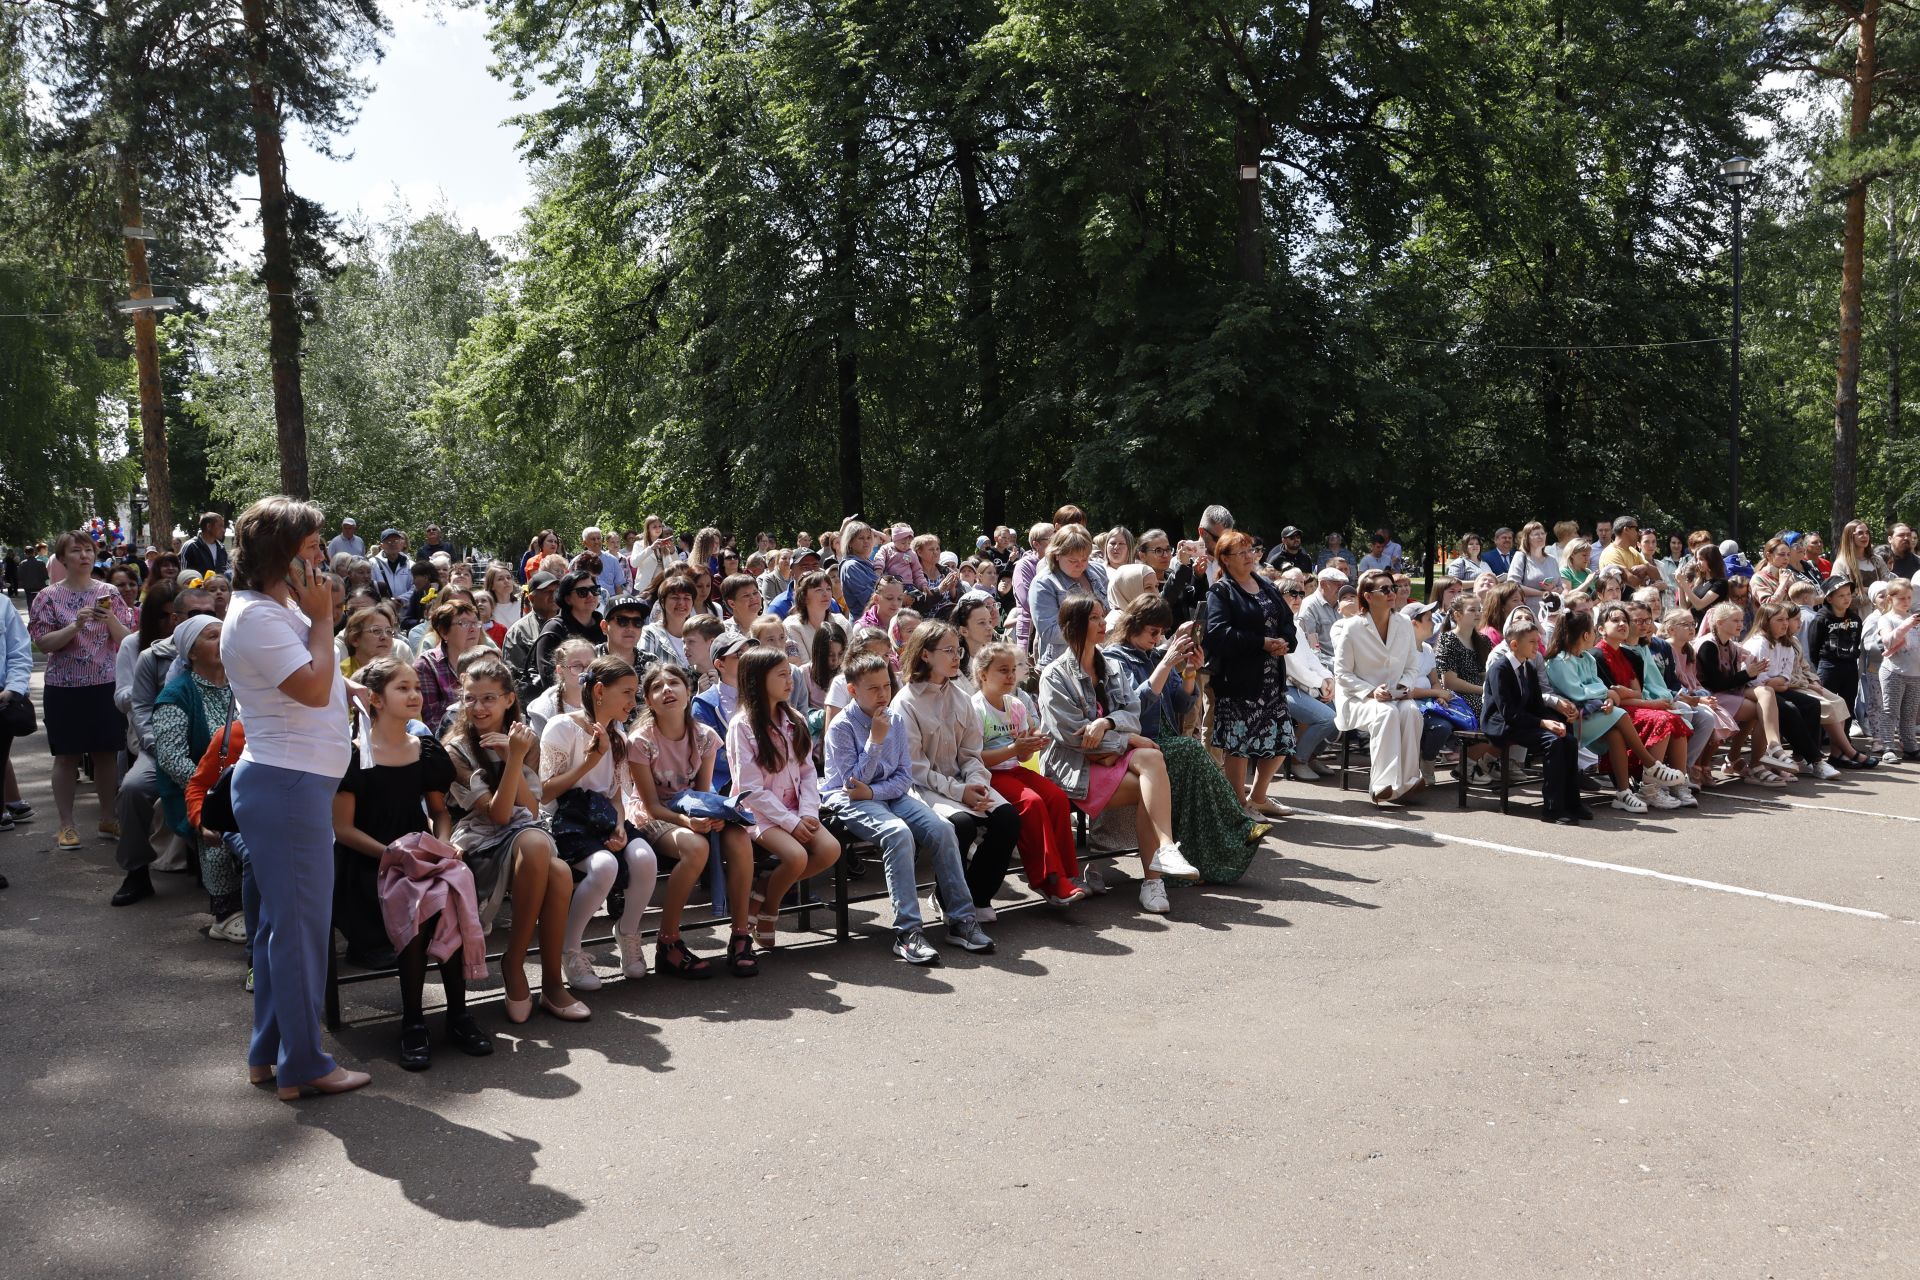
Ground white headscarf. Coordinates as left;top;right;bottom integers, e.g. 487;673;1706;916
167;614;222;686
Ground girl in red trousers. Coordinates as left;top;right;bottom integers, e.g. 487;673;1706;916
971;641;1086;906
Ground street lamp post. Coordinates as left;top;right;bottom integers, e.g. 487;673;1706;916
1718;157;1756;546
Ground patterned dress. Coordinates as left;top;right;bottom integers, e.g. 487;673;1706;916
1214;584;1297;762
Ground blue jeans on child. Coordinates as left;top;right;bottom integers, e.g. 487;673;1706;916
826;792;975;934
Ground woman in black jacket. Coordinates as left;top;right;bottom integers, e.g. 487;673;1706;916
1203;531;1296;819
532;570;607;698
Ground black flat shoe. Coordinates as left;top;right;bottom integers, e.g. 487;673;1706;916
445;1013;494;1057
110;869;154;906
1540;811;1578;826
398;1022;432;1072
1573;805;1597;821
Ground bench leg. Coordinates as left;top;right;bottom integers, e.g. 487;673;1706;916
1499;753;1511;815
1340;734;1351;791
834;857;850;942
1457;755;1469;809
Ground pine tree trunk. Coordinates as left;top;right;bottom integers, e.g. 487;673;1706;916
955;131;1006;532
116;161;172;546
1832;0;1879;537
833;132;863;520
1885;194;1905;532
241;0;309;499
1233;114;1265;286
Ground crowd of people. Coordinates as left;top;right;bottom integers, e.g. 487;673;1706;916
2;501;1916;1100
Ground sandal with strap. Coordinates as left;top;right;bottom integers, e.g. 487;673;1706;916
657;937;715;980
754;912;778;949
726;932;760;977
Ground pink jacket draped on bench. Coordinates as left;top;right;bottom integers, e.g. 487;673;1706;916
379;831;489;981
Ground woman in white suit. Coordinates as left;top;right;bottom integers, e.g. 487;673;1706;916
1333;569;1428;806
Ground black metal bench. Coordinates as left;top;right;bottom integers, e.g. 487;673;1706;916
325;804;1100;1028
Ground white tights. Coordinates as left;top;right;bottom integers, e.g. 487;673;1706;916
563;842;659;950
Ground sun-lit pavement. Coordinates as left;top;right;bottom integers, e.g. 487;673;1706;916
5;662;1919;1277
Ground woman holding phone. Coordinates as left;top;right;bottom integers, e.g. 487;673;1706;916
30;531;134;848
629;515;679;599
222;497;369;1101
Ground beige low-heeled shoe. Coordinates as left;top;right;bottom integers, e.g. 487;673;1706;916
538;992;591;1021
277;1066;371;1101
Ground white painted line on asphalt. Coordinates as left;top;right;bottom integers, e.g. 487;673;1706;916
1289;807;1910;923
1694;790;1920;824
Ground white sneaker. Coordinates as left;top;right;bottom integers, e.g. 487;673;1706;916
1644;786;1684;810
616;933;649;981
1612;788;1649;814
1814;760;1842;781
1673;786;1699;807
561;948;602;991
1644;761;1686;787
1291;760;1321;781
207;913;248;944
1138;878;1171;914
1148;842;1202;882
1883;750;1903;765
1420;761;1437;789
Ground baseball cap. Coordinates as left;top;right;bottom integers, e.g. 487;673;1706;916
793;546;822;563
380;527;402;541
341;517;357;527
606;594;647;620
711;632;753;660
1281;525;1302;539
1315;567;1349;584
1820;574;1852;597
525;571;559;592
976;535;990;549
1782;531;1804;546
1399;601;1438;623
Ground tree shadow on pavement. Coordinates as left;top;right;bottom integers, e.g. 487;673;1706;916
294;1092;584;1228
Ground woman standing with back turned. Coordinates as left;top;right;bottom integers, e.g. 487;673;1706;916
222;497;370;1101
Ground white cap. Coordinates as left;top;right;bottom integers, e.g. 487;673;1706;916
1719;539;1741;556
1316;566;1349;584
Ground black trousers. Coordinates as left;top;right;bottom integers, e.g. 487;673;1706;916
946;803;1020;908
1777;688;1825;760
1817;662;1858;727
1500;729;1581;814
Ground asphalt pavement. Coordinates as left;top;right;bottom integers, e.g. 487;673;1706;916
4;678;1919;1278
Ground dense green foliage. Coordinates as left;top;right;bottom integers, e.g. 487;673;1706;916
11;1;1920;552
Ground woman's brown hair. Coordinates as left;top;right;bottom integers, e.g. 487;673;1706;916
1118;591;1174;643
232;496;324;593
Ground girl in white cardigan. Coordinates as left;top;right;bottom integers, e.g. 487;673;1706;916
891;621;1020;919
